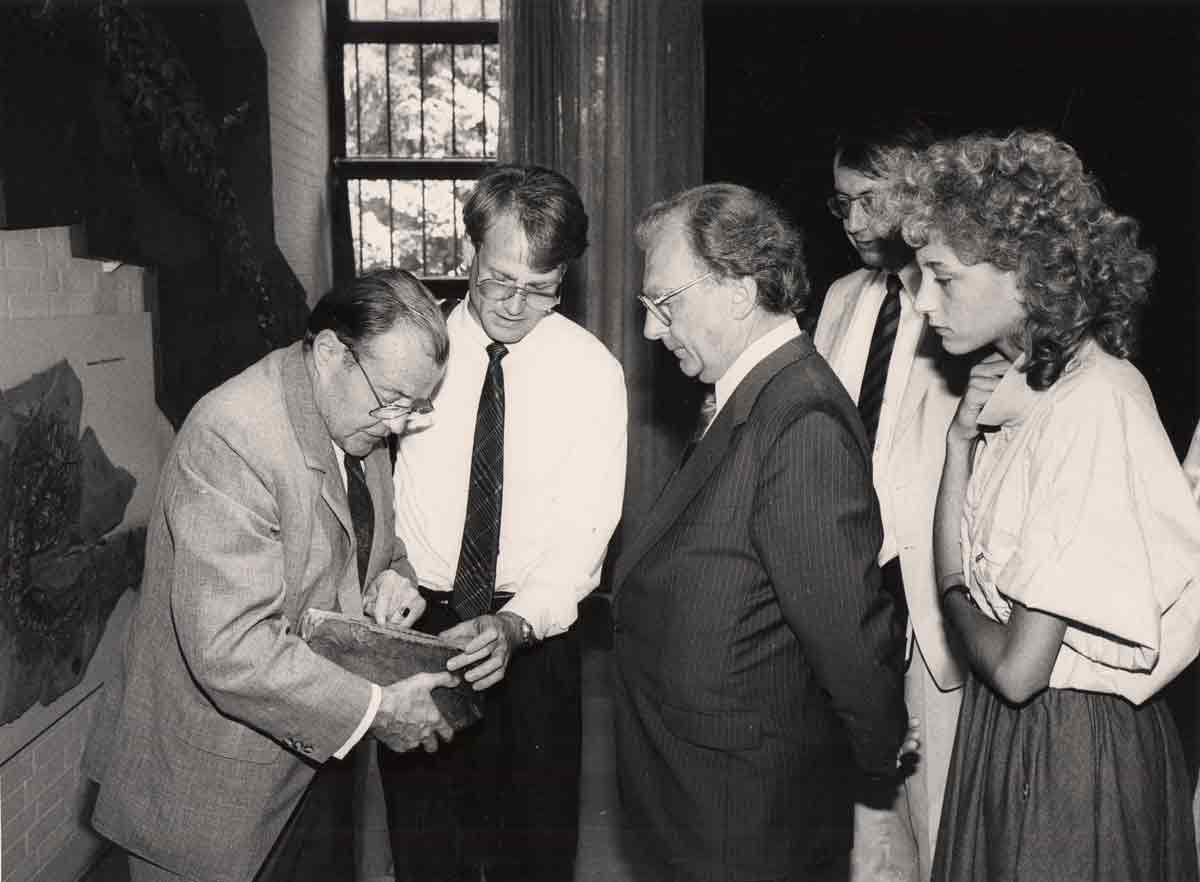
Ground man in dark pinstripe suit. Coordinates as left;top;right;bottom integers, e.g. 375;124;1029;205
614;183;909;882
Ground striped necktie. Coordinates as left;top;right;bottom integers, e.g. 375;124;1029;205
344;453;374;589
681;388;718;466
451;341;508;620
857;273;902;448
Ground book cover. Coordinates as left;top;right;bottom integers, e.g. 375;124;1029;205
299;608;483;732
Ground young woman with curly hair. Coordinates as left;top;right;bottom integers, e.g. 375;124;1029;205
887;130;1200;881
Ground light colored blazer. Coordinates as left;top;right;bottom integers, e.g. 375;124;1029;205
814;268;966;690
83;342;412;882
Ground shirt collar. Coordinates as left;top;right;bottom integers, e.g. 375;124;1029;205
454;298;547;354
895;262;921;305
976;353;1040;428
714;319;801;414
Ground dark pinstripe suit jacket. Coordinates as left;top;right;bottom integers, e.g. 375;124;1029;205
613;333;907;882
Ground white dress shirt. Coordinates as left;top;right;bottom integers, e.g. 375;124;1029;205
394;301;628;640
964;342;1200;703
711;318;802;431
817;265;924;565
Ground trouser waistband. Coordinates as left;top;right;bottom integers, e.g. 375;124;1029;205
417;585;514;614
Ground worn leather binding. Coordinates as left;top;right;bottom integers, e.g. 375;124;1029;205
299;608;483;731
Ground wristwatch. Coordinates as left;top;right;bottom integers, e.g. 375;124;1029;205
499;611;536;649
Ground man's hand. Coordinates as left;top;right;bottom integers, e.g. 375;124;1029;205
362;569;425;628
949;350;1010;444
371;671;458;753
897;715;921;774
439;613;525;691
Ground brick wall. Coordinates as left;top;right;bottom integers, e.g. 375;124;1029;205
0;228;146;320
1;693;105;882
246;0;333;306
0;226;148;882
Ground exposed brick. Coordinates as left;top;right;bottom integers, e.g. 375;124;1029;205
60;261;100;295
0;268;40;296
0;228;39;244
33;767;71;820
39;227;73;264
1;749;34;800
4;241;47;270
33;814;73;867
3;778;27;819
26;799;66;851
8;294;51;319
2;834;31;882
48;294;97;317
31;734;63;778
3;798;35;842
41;268;62;294
94;280;119;314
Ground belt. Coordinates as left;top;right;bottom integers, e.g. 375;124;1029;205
417;585;514;613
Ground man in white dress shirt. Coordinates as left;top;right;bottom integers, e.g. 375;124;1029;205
812;120;968;882
377;164;629;882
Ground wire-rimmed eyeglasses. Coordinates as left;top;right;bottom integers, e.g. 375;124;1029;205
347;345;433;420
826;190;880;220
638;270;714;326
475;277;562;313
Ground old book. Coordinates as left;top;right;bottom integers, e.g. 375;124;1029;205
299;608;483;731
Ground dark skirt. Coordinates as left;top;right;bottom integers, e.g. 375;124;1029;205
933;677;1198;882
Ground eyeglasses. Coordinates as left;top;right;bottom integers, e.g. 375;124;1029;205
638;270;714;327
476;277;562;313
827;190;879;220
347;345;433;420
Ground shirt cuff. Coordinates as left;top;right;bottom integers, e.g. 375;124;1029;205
333;682;381;759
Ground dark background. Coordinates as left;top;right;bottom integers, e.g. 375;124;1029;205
705;1;1200;774
705;1;1200;454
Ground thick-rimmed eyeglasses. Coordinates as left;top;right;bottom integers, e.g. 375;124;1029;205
638;270;713;327
476;277;562;313
347;346;433;420
826;190;879;220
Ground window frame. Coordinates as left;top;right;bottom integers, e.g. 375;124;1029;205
326;0;499;297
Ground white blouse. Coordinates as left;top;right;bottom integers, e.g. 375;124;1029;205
962;341;1200;704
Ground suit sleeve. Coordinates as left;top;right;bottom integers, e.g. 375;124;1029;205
167;424;374;762
751;407;906;776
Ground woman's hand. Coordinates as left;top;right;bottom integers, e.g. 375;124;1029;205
949;350;1011;444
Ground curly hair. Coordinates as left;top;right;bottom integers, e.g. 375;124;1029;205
635;183;810;316
882;130;1154;389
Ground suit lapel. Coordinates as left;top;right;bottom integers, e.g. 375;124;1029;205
282;345;360;614
614;337;809;590
890;323;938;447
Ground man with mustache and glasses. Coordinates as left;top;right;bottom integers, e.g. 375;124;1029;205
378;164;628;882
813;118;968;882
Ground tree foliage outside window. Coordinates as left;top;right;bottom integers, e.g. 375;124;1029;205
331;1;499;285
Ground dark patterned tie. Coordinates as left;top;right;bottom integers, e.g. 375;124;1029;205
680;388;718;467
857;273;903;448
452;342;508;620
344;453;374;589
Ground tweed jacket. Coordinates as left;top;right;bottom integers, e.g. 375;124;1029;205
83;341;413;882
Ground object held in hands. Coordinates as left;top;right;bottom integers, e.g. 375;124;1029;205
300;608;483;731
